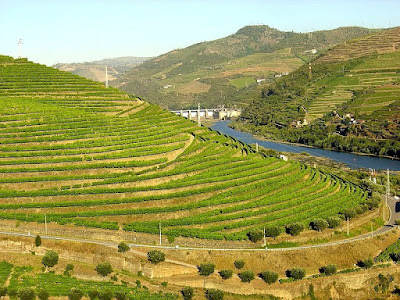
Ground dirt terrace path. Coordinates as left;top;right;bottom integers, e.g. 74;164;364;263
0;197;397;253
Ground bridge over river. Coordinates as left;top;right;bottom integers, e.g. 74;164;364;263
170;107;241;120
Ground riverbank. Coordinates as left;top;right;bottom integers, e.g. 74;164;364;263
211;120;400;171
229;121;399;162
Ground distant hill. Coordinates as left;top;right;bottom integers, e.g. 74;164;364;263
53;56;151;83
235;27;400;158
113;25;378;109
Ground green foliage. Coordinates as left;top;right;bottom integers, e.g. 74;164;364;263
238;271;255;283
0;287;8;298
285;223;304;236
234;260;245;270
68;288;84;300
310;219;329;231
117;242;130;253
181;287;194;300
197;263;215;277
286;268;306;280
357;258;374;269
218;269;233;280
42;251;59;268
265;226;282;239
374;274;394;293
147;250;165;265
326;216;342;229
98;289;113;300
18;288;35;300
35;236;41;247
376;238;400;262
259;271;279;284
247;229;263;243
7;288;18;298
95;262;113;277
319;264;337;276
88;290;99;300
37;288;49;300
114;291;127;300
205;289;224;300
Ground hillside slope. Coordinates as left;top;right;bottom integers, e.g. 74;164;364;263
235;27;400;158
113;25;377;109
0;55;371;242
54;56;151;83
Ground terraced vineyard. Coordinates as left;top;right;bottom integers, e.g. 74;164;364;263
307;49;400;122
2;261;174;299
0;55;370;241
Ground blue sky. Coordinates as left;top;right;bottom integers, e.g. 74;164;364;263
1;0;399;65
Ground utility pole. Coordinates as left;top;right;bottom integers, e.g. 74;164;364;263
45;214;47;234
197;103;201;127
18;38;23;58
159;222;162;245
105;66;109;88
385;169;390;224
263;226;266;246
370;223;373;238
256;142;259;153
347;217;349;236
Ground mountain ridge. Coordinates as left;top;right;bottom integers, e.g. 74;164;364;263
113;25;379;109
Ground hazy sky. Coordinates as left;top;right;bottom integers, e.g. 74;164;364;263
1;0;399;65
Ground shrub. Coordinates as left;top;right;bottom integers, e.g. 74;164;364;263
161;282;168;287
37;289;49;300
117;242;130;253
42;250;59;269
319;264;337;276
341;208;357;220
239;270;255;283
88;290;99;300
147;250;165;264
98;290;113;300
357;258;374;269
247;229;263;243
0;287;7;298
95;262;113;276
68;288;83;300
234;260;245;270
395;219;400;226
265;226;281;239
285;223;304;236
218;269;233;280
65;263;74;272
286;268;306;280
390;253;400;262
35;235;42;247
310;219;329;232
18;288;35;300
7;289;18;298
198;263;215;276
326;217;341;229
259;270;278;284
181;287;194;300
205;289;224;300
114;291;127;300
167;235;175;244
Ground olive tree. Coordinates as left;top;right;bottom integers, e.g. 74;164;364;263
42;250;59;269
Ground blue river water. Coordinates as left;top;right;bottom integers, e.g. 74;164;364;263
211;121;400;171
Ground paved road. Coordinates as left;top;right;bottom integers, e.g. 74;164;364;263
0;196;398;252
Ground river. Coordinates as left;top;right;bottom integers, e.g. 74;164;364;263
211;121;400;171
